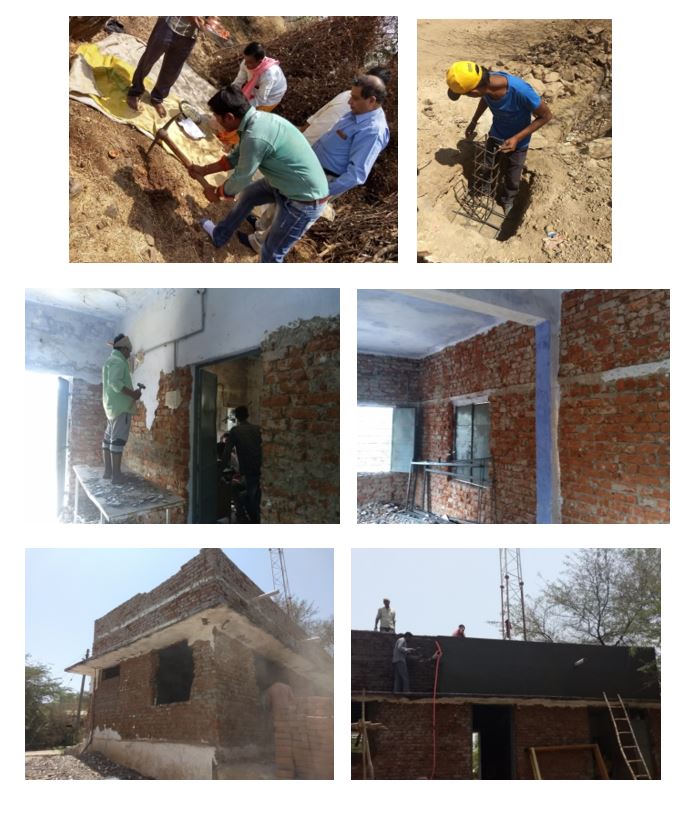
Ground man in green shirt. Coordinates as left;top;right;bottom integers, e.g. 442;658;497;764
102;334;141;484
189;86;329;263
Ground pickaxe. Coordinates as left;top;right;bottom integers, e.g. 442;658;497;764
147;123;215;195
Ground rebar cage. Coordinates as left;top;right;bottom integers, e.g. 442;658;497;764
454;137;503;227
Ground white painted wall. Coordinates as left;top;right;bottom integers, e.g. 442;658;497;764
122;288;339;429
25;301;116;384
92;730;216;779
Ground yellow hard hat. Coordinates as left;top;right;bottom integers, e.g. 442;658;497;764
446;61;483;97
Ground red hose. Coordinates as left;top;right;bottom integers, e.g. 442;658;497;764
429;640;443;779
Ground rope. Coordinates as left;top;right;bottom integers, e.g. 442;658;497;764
429;640;443;779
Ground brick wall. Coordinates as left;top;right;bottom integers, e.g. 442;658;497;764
66;379;103;505
92;641;220;745
93;549;306;656
357;472;408;505
352;701;472;779
514;705;593;779
261;316;339;523
357;354;422;404
559;290;670;523
357;326;536;522
127;368;192;512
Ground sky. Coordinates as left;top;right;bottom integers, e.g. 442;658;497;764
26;548;333;690
352;548;578;639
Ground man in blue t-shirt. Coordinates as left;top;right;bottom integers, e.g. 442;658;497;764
446;60;553;216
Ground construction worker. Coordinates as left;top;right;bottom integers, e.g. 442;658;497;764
190;86;328;263
452;624;466;638
392;632;416;693
223;406;262;523
374;598;396;632
101;334;141;484
446;60;553;216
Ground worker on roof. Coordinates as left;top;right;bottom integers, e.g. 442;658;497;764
102;334;141;484
452;624;466;638
446;60;553;216
392;632;416;693
375;598;396;633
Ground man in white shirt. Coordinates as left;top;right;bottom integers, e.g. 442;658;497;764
374;597;396;632
232;41;287;110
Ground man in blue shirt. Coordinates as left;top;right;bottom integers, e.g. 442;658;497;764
312;74;390;198
446;60;553;215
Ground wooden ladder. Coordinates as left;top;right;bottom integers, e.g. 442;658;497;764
603;692;652;779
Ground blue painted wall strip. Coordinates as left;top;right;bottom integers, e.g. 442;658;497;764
535;321;553;523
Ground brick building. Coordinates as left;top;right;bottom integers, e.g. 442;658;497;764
67;549;334;780
25;288;340;523
351;631;660;780
357;289;669;523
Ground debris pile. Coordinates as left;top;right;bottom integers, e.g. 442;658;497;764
26;751;149;780
357;502;458;524
516;25;612;142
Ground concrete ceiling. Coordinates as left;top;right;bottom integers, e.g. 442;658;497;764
25;288;167;320
358;289;565;357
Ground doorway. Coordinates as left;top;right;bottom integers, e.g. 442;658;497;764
25;372;69;521
192;350;262;523
472;704;514;779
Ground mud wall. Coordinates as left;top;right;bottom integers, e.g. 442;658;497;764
558;290;670;523
260;316;340;523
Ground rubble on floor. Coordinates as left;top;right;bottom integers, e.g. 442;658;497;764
357;502;459;524
25;751;149;780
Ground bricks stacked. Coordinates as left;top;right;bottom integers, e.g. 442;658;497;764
293;697;334;779
260;316;340;524
559;289;670;523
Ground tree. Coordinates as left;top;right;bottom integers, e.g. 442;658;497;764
26;655;84;749
277;597;334;655
523;549;660;649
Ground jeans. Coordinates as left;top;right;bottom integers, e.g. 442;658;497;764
128;17;196;104
212;179;326;263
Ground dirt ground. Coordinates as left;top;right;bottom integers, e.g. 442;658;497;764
68;16;396;264
418;19;612;263
68;17;309;264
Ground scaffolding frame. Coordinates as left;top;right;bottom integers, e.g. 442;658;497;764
500;549;527;640
405;458;493;523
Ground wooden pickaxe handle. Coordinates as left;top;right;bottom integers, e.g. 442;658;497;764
156;131;215;194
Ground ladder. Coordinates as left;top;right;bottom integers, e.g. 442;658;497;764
603;692;652;779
